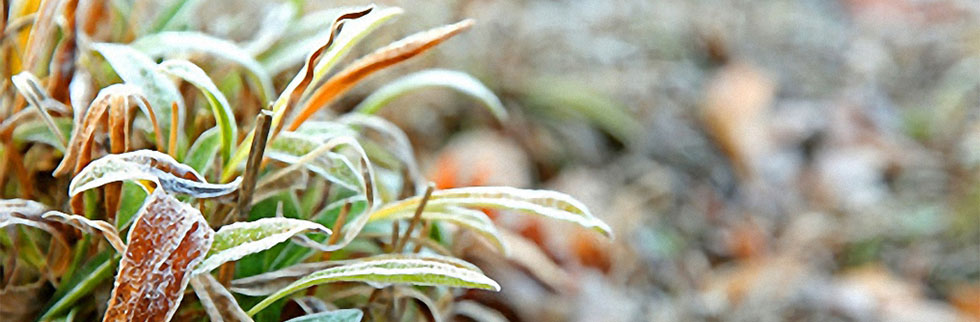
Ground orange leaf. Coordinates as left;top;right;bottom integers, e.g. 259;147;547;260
102;190;214;322
286;19;474;131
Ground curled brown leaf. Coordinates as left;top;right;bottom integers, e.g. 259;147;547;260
286;19;475;131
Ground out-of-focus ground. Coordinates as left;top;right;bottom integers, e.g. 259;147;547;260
205;0;979;321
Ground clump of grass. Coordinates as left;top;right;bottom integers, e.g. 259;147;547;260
0;1;611;321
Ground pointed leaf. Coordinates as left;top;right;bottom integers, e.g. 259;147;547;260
91;42;183;150
287;19;475;131
132;32;274;103
247;254;499;316
284;309;363;322
194;217;331;275
159;59;238;162
70;150;241;199
337;114;424;193
371;186;613;237
38;251;119;321
265;132;362;192
185;127;222;175
371;206;507;255
11;117;73;151
42;211;125;253
355;69;507;121
102;190;214;322
223;6;375;182
190;273;253;322
53;84;164;177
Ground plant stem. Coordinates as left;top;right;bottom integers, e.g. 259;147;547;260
236;110;272;220
395;182;434;253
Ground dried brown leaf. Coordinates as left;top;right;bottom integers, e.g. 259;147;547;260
102;190;214;322
286;19;475;131
54;84;164;177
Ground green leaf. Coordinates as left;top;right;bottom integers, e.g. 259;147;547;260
371;186;613;237
38;251;119;321
148;0;202;32
11;117;72;152
260;7;402;77
525;78;641;144
284;309;363;322
223;6;387;182
337;114;423;194
247;254;500;316
159;59;238;162
265;132;363;192
355;69;507;121
69;149;241;199
185;127;222;175
132;32;275;103
116;181;148;232
195;217;331;275
91;42;184;150
370;206;508;255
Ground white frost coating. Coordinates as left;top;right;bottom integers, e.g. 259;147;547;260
69;149;240;198
247;255;499;316
337;114;425;194
42;211;126;253
229;253;483;296
395;286;445;322
190;273;253;322
371;186;613;238
353;69;508;121
105;190;214;322
131;31;275;103
377;206;509;255
0;199;71;249
193;217;331;275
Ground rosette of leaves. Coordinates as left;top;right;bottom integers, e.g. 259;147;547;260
0;2;611;321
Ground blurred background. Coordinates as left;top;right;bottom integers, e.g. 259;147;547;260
149;0;980;320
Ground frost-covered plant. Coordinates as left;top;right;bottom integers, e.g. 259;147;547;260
0;2;610;321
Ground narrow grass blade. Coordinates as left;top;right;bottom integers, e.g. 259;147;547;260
284;309;363;322
355;69;507;121
337;114;424;193
42;211;125;253
132;32;274;103
247;254;499;316
190;273;253;322
38;251;119;321
265;132;362;192
194;217;331;275
103;190;214;322
53;84;164;177
91;43;183;150
185;127;222;175
371;206;507;255
287;19;475;131
159;59;238;162
11;71;68;150
11;117;73;152
371;186;613;237
0;199;71;250
222;6;375;182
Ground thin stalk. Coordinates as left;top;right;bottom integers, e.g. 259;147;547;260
168;102;178;158
395;182;435;253
236;110;273;219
